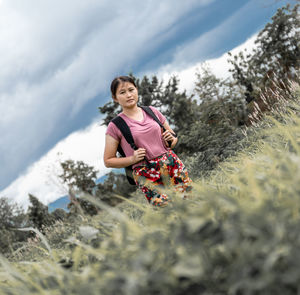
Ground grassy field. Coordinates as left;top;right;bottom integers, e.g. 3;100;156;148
1;84;299;294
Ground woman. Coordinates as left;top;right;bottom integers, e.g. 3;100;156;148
104;76;192;206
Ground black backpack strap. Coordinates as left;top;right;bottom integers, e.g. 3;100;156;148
112;116;138;151
141;106;177;137
111;116;138;186
141;106;165;130
141;106;177;147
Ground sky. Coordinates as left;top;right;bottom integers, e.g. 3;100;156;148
0;0;294;209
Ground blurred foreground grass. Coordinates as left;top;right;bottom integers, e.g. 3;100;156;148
1;85;300;294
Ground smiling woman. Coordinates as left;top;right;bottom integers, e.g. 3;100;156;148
103;76;193;207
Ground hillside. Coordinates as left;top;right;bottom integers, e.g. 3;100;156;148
0;84;299;295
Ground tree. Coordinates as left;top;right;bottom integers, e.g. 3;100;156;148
0;197;24;228
175;64;247;157
59;160;138;213
60;160;98;194
175;64;250;177
133;74;164;108
27;194;54;232
160;76;198;135
0;197;29;253
59;160;99;216
194;64;247;127
228;4;300;102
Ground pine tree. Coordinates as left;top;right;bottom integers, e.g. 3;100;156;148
27;194;54;232
134;74;164;108
160;76;198;135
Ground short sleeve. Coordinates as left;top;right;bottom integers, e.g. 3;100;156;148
106;121;122;141
149;106;166;124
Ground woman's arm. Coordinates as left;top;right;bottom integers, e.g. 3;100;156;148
162;121;178;149
103;134;146;168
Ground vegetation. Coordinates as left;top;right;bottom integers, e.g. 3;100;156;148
0;82;299;295
58;160;137;215
0;198;30;254
228;4;299;102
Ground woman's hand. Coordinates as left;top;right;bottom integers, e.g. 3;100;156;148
131;148;147;164
162;130;175;147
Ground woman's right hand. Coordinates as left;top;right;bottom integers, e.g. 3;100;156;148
131;148;146;164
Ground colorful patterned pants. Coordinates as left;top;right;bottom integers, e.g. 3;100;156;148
133;150;192;207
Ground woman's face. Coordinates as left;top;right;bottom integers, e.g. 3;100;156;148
113;82;138;109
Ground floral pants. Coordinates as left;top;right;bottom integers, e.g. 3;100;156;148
133;150;192;206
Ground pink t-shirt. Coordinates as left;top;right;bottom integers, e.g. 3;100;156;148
106;106;169;168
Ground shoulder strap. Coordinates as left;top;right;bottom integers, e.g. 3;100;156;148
140;106;165;131
141;106;177;138
111;116;138;151
111;116;137;186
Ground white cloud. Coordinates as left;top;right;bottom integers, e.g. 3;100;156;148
156;34;257;94
1;120;110;210
0;0;215;189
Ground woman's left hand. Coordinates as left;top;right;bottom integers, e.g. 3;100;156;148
162;130;174;147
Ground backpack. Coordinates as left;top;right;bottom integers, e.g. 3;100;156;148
111;106;176;185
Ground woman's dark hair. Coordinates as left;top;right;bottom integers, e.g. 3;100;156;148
110;76;137;99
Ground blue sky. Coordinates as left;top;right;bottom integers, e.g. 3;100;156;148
0;0;294;207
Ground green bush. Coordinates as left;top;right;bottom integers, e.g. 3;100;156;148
183;78;299;179
0;197;30;255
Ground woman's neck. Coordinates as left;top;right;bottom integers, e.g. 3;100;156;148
122;105;140;117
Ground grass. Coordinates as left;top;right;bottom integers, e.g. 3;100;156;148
0;84;300;294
